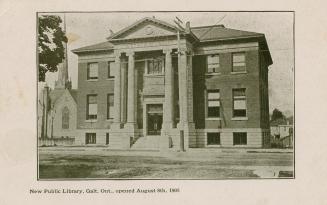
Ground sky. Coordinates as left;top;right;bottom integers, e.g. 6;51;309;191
41;12;294;116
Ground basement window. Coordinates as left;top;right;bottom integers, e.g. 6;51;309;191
207;132;221;145
85;133;96;144
233;132;247;145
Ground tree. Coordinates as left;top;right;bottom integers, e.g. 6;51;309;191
38;15;67;82
271;108;285;121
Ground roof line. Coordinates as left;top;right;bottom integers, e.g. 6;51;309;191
198;34;265;42
192;25;264;37
191;24;225;29
109;34;178;42
72;47;113;53
222;27;264;35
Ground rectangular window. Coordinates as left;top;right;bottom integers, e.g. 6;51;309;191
207;90;220;118
107;94;114;119
87;63;98;80
86;94;97;120
233;132;247;145
232;53;246;72
233;88;246;117
147;58;164;75
106;133;109;145
85;133;96;144
108;61;115;78
207;55;220;73
207;133;220;145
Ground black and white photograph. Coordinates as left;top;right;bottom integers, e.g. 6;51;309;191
4;0;327;204
37;11;294;179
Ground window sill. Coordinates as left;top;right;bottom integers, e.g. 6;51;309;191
231;117;248;121
206;117;221;121
85;119;98;122
86;79;98;82
207;145;222;147
205;72;221;76
233;145;248;147
106;78;115;81
106;119;114;122
231;71;247;74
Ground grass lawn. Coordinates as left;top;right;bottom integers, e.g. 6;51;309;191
38;149;293;179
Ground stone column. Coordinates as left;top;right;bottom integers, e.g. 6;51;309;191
126;51;136;128
121;59;127;123
160;48;175;150
178;49;195;124
163;48;174;129
186;51;194;123
178;49;187;126
113;52;121;127
177;48;196;149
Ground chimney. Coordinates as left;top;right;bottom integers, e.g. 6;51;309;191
185;21;190;33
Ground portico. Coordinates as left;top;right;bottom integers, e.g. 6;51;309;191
108;27;196;150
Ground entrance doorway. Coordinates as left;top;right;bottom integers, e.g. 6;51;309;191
147;104;163;135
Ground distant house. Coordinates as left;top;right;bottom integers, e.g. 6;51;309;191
270;117;293;148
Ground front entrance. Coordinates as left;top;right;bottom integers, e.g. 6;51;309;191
147;104;163;135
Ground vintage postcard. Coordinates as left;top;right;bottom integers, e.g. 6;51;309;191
2;1;327;204
37;11;294;180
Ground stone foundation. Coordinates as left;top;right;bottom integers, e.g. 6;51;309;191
73;128;269;149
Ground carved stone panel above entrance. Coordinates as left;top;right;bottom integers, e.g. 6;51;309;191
120;23;176;39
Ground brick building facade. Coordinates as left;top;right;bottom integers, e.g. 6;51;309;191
72;17;272;150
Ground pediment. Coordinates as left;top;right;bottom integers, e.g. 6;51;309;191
109;18;178;41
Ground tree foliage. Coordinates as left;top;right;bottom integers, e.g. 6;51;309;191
38;15;67;82
271;108;285;121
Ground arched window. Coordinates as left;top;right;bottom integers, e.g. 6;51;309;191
62;107;69;129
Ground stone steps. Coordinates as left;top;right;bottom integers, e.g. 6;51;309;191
131;136;160;150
